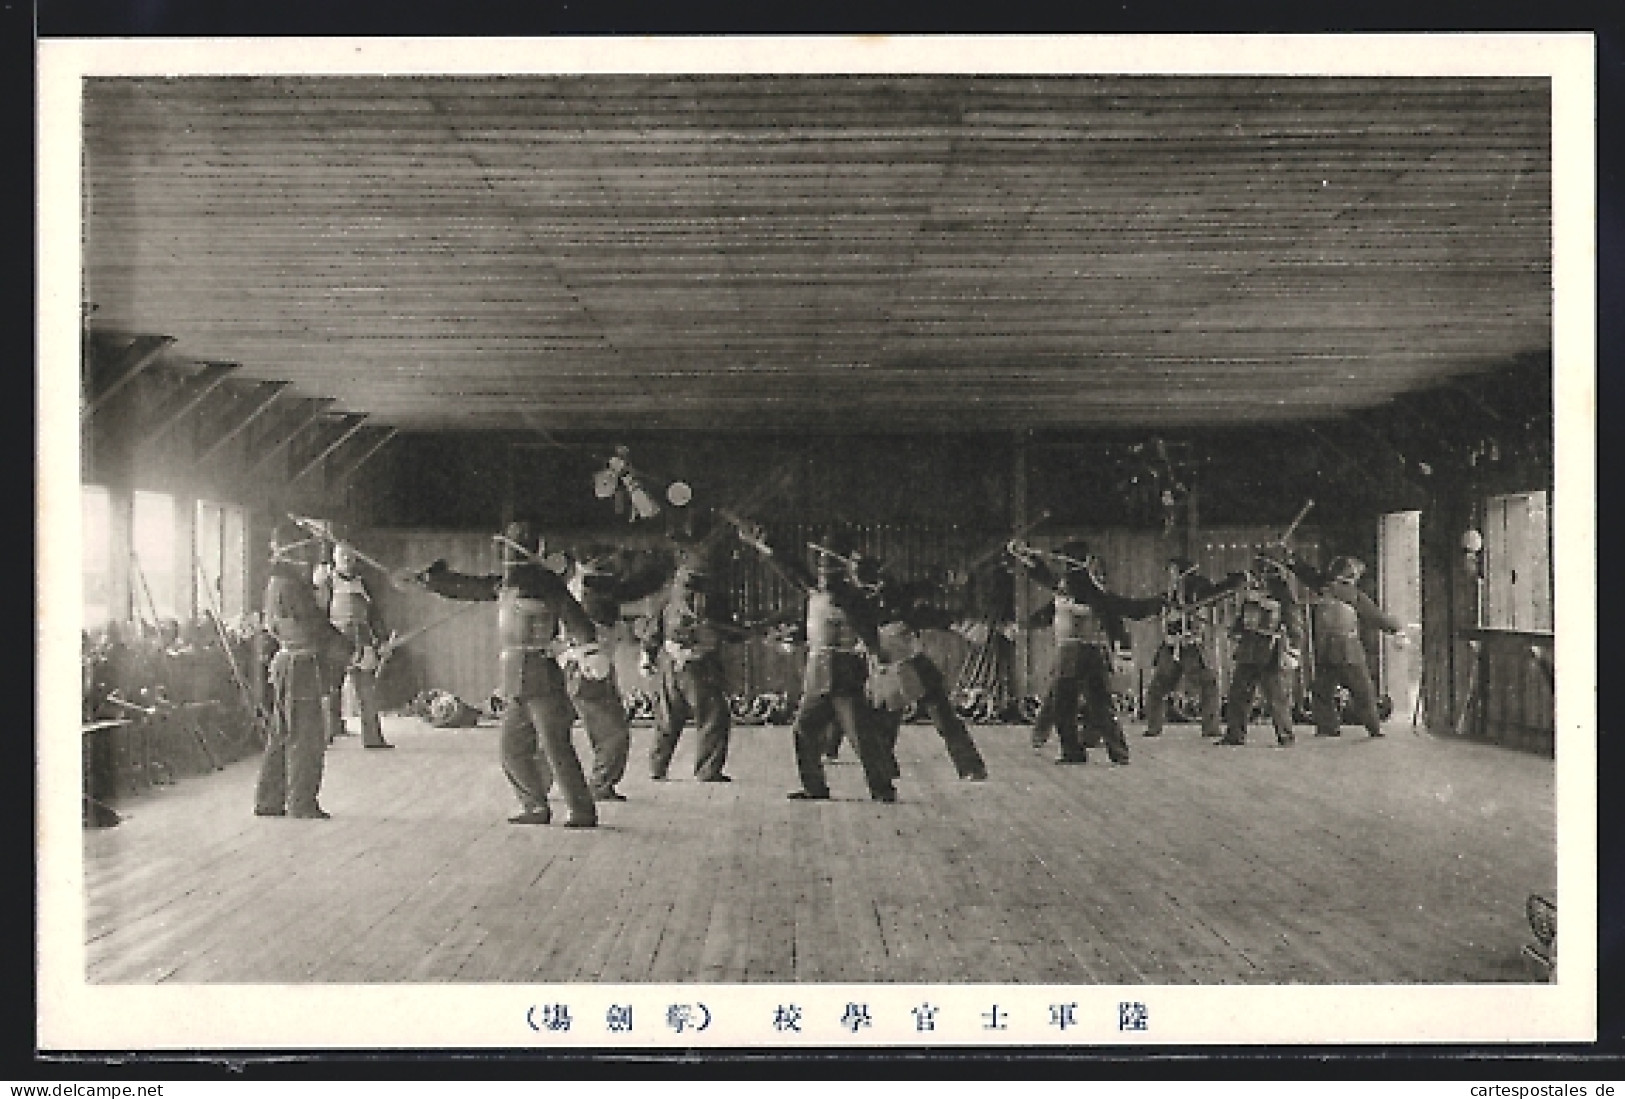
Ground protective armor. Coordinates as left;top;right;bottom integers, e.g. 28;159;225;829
266;570;334;654
874;620;923;662
1052;592;1109;646
1161;603;1210;647
662;587;722;666
1239;591;1284;637
498;593;565;699
865;658;929;711
806;590;860;653
1312;595;1360;642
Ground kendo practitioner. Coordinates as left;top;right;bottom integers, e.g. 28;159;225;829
1280;552;1409;739
637;535;742;784
1143;557;1248;739
1217;554;1306;746
1007;540;1166;765
400;523;601;826
735;523;899;802
254;521;352;819
848;552;989;781
564;548;668;800
314;540;394;749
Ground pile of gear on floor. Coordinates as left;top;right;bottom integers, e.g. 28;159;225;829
402;688;484;728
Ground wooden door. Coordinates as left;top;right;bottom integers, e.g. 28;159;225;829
1378;510;1422;726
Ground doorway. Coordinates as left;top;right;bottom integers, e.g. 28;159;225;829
1378;510;1422;726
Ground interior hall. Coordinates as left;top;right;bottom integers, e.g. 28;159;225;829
71;73;1566;989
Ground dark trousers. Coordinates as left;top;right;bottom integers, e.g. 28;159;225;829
1311;658;1384;736
323;664;388;746
832;658;986;779
792;691;895;799
501;691;597;822
1145;643;1221;737
1224;660;1296;742
254;651;329;815
918;687;988;777
649;655;731;780
1034;646;1129;763
568;670;631;791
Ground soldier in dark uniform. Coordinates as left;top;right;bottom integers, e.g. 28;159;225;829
254;522;352;819
1008;540;1166;765
401;523;601;826
1285;554;1410;738
1217;555;1307;746
315;540;393;749
564;548;668;800
736;524;898;803
849;553;989;781
637;539;743;784
1144;557;1248;739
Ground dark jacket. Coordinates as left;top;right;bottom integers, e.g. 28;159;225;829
1016;558;1164;649
1287;561;1404;665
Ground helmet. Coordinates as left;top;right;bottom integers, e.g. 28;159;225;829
1328;555;1365;583
269;521;310;561
674;544;716;589
816;529;854;580
849;552;883;589
332;541;359;574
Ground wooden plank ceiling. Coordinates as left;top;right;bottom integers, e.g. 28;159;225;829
81;75;1551;433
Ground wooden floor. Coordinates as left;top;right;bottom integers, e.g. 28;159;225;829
83;713;1556;985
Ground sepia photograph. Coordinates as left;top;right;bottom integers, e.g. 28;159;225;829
37;34;1596;1050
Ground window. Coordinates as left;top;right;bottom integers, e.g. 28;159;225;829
82;485;111;630
1481;490;1553;632
195;499;249;623
131;490;177;623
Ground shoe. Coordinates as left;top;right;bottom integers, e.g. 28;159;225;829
871;789;898;803
964;770;988;782
697;774;732;783
508;808;552;825
289;807;331;820
1054;755;1088;765
1214;737;1246;747
1367;730;1386;738
1314;730;1342;738
1277;732;1296;746
787;789;830;801
254;807;286;817
1142;729;1162;738
1109;756;1130;765
592;787;627;801
364;742;394;750
649;773;668;782
562;816;598;829
1201;729;1222;738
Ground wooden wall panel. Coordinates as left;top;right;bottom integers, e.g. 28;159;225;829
360;530;504;708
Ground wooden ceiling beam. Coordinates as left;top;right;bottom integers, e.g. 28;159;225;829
327;427;398;489
81;334;174;422
241;398;336;477
192;381;288;465
287;413;369;485
136;363;239;448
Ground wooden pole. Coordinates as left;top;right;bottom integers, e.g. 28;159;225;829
1011;430;1030;700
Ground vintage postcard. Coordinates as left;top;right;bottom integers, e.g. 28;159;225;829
37;33;1597;1051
